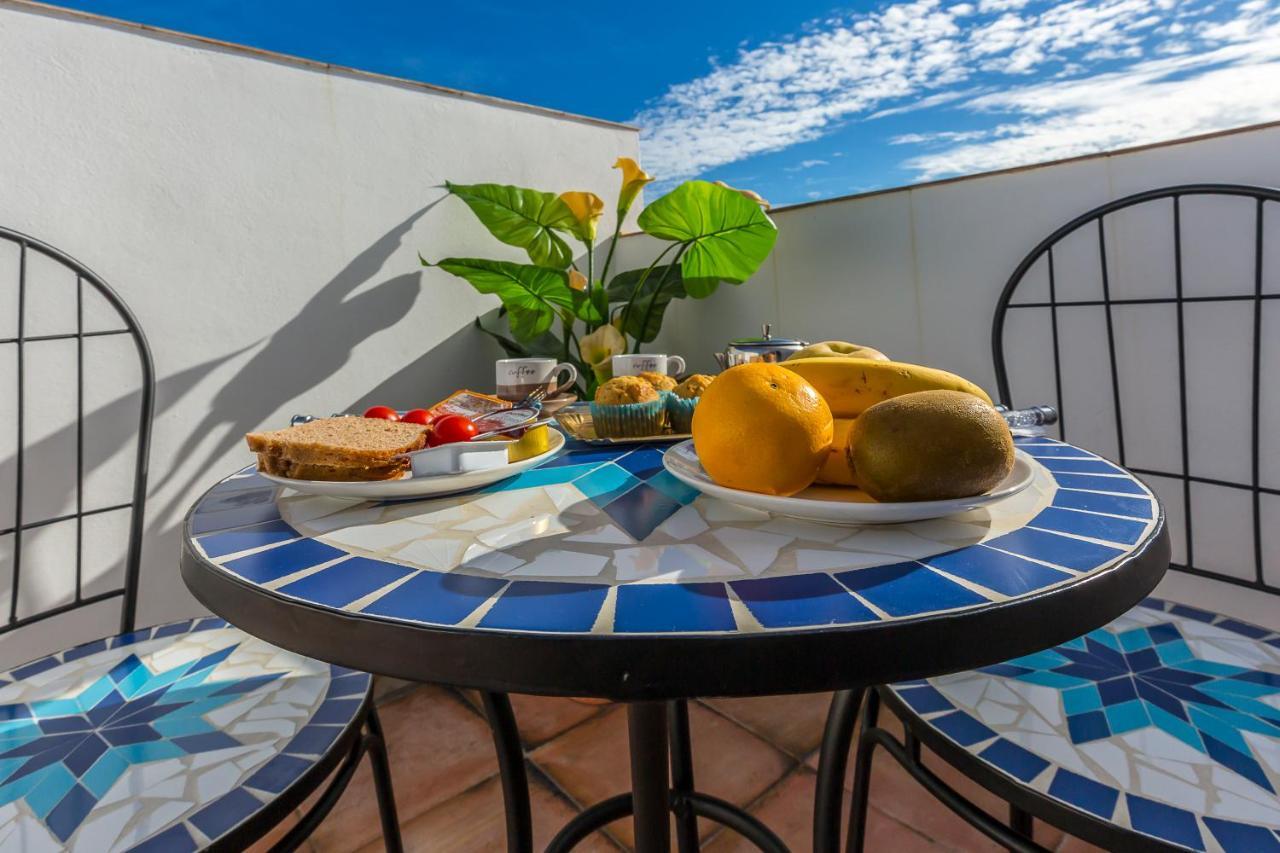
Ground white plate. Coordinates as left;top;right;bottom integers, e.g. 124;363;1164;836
662;441;1036;525
259;430;565;500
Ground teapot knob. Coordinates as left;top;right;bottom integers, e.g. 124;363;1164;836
762;322;772;340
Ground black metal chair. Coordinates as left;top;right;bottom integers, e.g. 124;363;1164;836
814;185;1280;852
0;227;401;851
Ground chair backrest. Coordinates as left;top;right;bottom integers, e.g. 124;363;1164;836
0;226;154;637
991;184;1280;595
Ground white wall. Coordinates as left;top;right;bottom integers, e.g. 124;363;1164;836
0;2;639;661
622;124;1280;626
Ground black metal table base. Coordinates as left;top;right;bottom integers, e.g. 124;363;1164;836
482;695;788;853
547;700;787;853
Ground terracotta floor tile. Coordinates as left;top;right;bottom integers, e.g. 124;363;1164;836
532;703;793;849
702;692;833;759
309;686;499;852
510;694;610;747
703;768;816;853
454;689;606;747
863;804;951;852
358;774;616;853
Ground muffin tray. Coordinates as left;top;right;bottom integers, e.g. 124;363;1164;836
554;403;691;445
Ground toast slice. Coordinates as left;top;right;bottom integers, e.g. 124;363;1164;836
256;453;408;482
246;417;430;469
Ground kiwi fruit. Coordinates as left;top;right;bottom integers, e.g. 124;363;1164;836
847;390;1014;502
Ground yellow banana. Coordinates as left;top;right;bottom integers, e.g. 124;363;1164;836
816;418;859;486
783;358;991;419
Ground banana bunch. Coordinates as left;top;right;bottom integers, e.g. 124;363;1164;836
784;357;992;485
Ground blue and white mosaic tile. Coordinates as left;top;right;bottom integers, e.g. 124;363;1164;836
891;599;1280;852
189;435;1159;636
0;619;367;851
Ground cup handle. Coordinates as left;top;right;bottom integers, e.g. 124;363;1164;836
667;356;686;377
552;362;579;393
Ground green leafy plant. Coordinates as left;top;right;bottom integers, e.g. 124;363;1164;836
422;160;777;395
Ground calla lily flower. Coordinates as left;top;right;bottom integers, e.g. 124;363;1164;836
714;180;772;211
613;157;654;217
580;323;626;384
568;269;588;292
558;191;604;242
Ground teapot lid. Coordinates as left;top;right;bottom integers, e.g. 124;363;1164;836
729;323;806;349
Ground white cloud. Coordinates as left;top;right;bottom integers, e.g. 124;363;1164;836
635;0;1280;185
890;129;992;144
905;37;1280;178
785;159;831;171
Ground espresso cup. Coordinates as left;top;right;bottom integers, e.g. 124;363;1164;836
495;358;578;401
611;353;686;378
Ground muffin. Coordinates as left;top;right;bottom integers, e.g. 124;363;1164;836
674;374;714;399
668;374;715;433
591;376;666;438
637;371;678;394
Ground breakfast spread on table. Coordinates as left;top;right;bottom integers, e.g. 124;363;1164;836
246;335;1017;503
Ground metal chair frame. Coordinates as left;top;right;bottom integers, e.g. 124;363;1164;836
812;184;1280;852
0;227;402;851
991;183;1280;595
0;225;154;635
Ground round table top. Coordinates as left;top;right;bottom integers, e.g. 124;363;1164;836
181;434;1170;700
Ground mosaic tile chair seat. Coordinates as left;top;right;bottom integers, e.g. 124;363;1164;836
0;618;384;852
835;185;1280;853
0;228;399;851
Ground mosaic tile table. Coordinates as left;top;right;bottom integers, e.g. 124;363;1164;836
181;433;1169;853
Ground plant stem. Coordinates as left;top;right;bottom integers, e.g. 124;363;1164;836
599;220;621;288
619;242;678;336
632;246;685;353
585;242;596;331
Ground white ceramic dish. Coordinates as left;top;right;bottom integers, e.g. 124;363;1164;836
259;429;565;500
662;441;1036;525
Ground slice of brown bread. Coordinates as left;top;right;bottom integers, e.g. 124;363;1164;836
246;417;430;468
257;453;408;482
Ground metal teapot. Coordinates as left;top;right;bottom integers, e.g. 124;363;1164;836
714;324;809;370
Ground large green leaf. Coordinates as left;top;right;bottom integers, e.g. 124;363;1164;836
606;265;685;343
431;257;574;341
637;180;778;297
446;182;576;269
474;308;563;359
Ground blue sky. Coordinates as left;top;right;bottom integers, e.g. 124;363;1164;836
51;0;1280;206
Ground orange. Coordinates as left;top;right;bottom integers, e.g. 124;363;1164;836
692;363;833;496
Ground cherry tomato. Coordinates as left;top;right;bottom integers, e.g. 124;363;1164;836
428;414;478;446
362;405;399;420
400;408;437;426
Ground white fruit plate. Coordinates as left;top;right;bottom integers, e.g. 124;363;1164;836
662;440;1035;525
259;429;565;500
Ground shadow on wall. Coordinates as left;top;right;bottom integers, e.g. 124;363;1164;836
1;198;500;633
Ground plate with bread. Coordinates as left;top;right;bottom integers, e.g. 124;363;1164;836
246;414;564;500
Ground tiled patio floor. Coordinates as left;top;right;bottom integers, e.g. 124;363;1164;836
261;680;1103;852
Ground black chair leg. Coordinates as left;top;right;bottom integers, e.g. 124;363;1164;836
365;706;404;853
845;689;881;853
1010;804;1034;841
481;691;533;853
813;688;863;853
668;700;700;853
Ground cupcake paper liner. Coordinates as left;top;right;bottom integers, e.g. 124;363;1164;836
667;395;699;433
590;398;667;438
